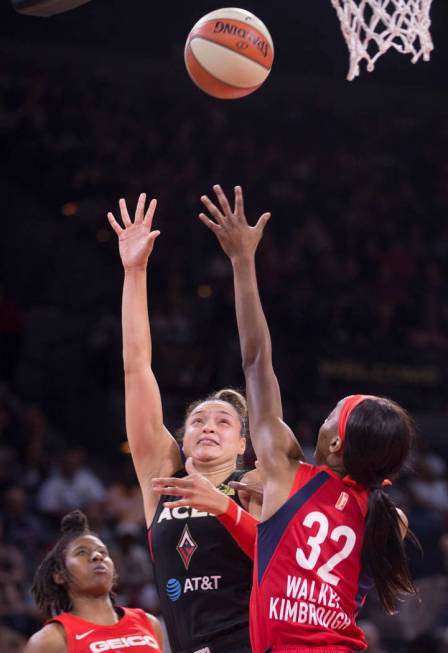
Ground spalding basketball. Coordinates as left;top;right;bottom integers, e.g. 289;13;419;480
185;7;274;100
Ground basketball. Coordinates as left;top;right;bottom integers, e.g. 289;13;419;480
184;7;274;100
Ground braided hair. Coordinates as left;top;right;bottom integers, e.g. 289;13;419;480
31;510;104;617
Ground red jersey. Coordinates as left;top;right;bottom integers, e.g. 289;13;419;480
251;463;372;653
48;607;161;653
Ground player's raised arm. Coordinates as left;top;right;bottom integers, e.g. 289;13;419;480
199;185;304;477
108;194;182;526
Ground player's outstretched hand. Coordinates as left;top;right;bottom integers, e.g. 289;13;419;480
228;478;263;501
152;457;230;515
199;185;271;262
107;193;160;270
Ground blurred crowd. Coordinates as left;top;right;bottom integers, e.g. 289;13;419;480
0;50;448;651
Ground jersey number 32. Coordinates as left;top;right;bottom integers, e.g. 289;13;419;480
295;511;356;586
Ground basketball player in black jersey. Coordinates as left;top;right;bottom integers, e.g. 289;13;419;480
107;194;261;653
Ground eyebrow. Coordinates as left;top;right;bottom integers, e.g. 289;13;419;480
72;543;89;552
72;541;107;552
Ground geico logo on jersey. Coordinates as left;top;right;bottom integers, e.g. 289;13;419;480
89;635;159;651
166;575;222;601
158;506;209;522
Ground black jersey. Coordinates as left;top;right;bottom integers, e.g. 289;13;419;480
148;469;253;653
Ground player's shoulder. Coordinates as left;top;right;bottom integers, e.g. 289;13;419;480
396;507;408;539
144;612;164;650
125;606;160;631
297;461;321;481
144;611;161;628
24;622;66;653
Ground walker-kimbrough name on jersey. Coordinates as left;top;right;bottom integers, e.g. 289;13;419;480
89;634;159;652
158;506;210;522
268;575;352;631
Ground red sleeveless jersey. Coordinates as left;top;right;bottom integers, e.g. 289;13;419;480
48;607;161;653
251;463;372;653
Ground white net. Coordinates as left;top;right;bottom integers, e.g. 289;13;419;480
330;0;434;80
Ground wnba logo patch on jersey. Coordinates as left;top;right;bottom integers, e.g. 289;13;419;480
176;524;198;569
335;492;349;511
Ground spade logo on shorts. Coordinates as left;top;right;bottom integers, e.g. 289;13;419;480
176;524;198;569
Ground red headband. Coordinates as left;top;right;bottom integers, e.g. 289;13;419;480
337;394;392;488
338;394;374;443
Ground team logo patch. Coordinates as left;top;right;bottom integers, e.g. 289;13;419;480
176;524;198;569
335;492;349;511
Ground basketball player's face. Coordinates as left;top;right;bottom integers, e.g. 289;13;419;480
183;401;245;464
62;535;115;598
314;399;344;464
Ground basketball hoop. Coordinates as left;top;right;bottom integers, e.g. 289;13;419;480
330;0;434;80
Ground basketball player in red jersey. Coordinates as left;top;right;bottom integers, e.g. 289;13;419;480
24;510;163;653
197;185;417;653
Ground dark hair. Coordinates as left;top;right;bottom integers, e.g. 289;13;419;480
31;510;109;617
176;388;248;441
343;397;418;613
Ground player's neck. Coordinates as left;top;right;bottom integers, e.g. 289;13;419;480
71;596;119;625
325;461;346;477
323;452;345;477
193;459;236;486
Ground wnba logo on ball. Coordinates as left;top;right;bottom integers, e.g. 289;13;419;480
166;578;182;602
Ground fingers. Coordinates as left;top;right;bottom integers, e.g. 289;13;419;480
234;185;245;219
107;212;123;236
228;480;263;496
152;477;193;490
162;499;192;509
198;213;222;234
154;488;187;498
119;198;132;227
228;481;247;491
213;184;233;217
149;230;161;244
256;212;272;232
200;194;226;227
143;198;158;228
134;193;147;224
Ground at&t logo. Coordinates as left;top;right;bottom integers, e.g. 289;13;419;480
166;578;182;602
166;575;221;602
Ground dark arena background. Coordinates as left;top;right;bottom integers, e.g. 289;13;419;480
1;1;448;651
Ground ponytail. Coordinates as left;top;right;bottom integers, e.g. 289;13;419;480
362;489;417;613
342;397;418;613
